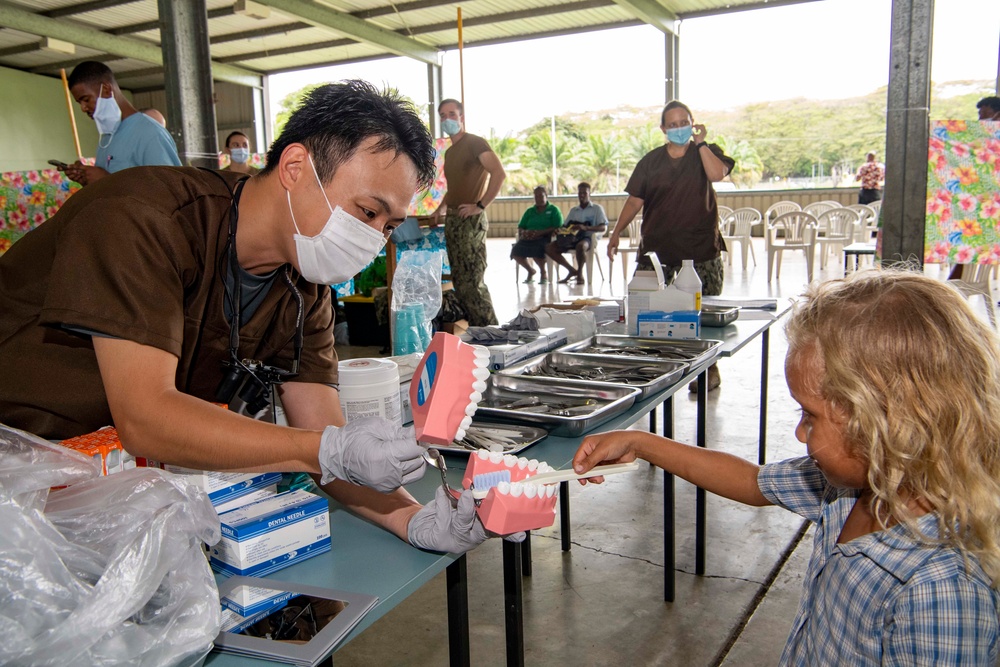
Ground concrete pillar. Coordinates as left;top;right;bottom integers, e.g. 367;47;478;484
158;0;219;168
881;0;934;267
665;30;679;102
427;62;442;137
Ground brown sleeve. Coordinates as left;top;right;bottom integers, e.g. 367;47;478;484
38;195;195;358
708;143;736;174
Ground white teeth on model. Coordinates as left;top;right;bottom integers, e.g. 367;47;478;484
496;481;511;495
459;415;473;430
477;450;490;460
546;485;556;498
528;459;539;472
472;380;488;393
523;484;537;499
489;451;503;464
465;403;478;416
517;457;529;470
509;482;523;498
469;391;483;404
503;454;517;467
472;367;491;381
473;346;490;360
454;428;466;441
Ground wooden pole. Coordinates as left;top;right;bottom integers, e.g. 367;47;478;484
457;7;464;110
60;68;83;160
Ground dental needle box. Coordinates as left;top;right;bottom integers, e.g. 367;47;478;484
162;465;282;506
636;311;701;339
221;584;298;618
213;485;277;514
210;489;331;578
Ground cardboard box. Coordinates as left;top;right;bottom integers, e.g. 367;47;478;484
214;485;277;514
221;584;299;617
555;298;625;323
483;327;568;370
211;490;331;578
162;465;282;506
636;311;701;339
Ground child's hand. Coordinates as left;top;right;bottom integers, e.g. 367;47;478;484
572;432;639;485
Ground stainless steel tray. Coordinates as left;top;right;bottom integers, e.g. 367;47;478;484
498;351;687;399
557;335;722;369
432;421;548;455
475;375;640;437
700;305;739;328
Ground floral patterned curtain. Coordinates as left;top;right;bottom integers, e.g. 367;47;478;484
925;120;1000;264
0;169;81;255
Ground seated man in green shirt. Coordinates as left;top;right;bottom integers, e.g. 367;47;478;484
510;186;563;284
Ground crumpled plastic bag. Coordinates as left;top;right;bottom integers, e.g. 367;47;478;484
0;423;222;667
392;249;443;354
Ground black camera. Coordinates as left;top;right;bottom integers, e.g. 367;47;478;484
216;358;298;416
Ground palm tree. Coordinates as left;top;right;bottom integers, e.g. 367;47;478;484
714;134;764;189
578;134;625;193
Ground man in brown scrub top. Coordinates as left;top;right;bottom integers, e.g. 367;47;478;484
0;80;520;555
431;98;506;326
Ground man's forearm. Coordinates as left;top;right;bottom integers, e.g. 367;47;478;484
320;478;422;540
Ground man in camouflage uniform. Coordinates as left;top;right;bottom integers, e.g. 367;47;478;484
432;99;506;327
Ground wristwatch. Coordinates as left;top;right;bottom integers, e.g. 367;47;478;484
696;142;708;149
476;200;486;210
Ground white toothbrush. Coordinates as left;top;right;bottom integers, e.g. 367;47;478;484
527;461;640;485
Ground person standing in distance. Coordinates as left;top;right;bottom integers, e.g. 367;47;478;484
222;131;260;176
854;152;884;205
432;99;506;327
62;61;181;186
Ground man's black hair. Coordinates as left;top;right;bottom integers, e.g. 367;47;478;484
977;97;1000;114
263;80;435;190
225;131;250;148
67;61;115;89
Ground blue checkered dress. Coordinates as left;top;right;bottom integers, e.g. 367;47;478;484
758;457;1000;666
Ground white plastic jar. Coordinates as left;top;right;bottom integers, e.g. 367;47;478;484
337;358;402;425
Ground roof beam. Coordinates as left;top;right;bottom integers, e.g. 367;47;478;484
252;0;439;64
611;0;677;34
107;6;236;36
210;21;311;45
677;0;824;20
30;53;123;74
41;0;141;20
0;3;263;87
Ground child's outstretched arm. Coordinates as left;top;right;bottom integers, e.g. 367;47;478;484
572;431;771;507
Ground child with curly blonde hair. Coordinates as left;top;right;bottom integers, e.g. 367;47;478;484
573;270;1000;664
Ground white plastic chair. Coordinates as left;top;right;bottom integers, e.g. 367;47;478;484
546;230;605;285
764;201;801;228
948;263;998;328
721;207;760;269
815;208;859;269
867;200;882;219
717;205;734;230
803;202;836;218
616;217;641;283
766;211;818;283
846;204;878;243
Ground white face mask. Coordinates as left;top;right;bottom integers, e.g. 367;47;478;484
287;154;387;285
93;86;122;137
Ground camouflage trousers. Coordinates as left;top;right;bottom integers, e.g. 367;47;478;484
636;255;725;296
444;211;498;326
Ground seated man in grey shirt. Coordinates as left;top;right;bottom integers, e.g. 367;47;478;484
545;182;608;284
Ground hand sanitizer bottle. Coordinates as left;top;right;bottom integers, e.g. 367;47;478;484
672;260;702;311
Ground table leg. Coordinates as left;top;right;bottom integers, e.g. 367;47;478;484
446;556;471;667
503;540;525;667
560;481;571;551
649;402;657;435
758;328;770;465
521;532;532;577
844;251;849;274
696;369;707;576
663;394;675;602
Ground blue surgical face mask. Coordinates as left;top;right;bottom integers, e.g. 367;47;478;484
441;118;462;136
230;147;250;164
93;87;122;137
665;126;693;145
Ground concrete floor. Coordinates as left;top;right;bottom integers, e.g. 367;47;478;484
331;240;967;666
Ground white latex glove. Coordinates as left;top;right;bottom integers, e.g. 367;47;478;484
407;487;526;554
318;417;426;492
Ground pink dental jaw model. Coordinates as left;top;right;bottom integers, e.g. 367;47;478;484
409;332;491;446
462;450;559;534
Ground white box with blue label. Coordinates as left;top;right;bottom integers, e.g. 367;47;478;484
221;584;299;617
637;311;701;339
210;489;331;578
162;465;282;506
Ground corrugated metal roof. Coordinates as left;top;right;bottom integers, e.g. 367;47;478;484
0;0;824;90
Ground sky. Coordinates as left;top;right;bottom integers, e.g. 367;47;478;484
269;0;1000;137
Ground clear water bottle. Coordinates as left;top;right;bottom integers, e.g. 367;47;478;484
673;259;702;311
